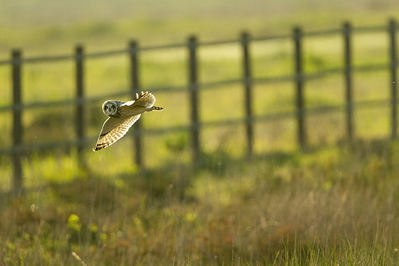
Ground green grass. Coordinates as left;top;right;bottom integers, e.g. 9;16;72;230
1;0;399;264
2;141;399;264
0;0;398;55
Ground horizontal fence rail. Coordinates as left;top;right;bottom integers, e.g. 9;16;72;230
0;19;398;194
0;98;393;156
0;63;393;113
0;24;395;66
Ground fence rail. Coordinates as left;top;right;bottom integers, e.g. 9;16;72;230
0;19;398;194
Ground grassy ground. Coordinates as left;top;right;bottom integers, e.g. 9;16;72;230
2;141;399;264
0;0;398;55
1;0;399;264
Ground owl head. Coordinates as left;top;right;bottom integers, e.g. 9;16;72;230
102;101;120;117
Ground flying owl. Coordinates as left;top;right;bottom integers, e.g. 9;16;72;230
93;91;163;151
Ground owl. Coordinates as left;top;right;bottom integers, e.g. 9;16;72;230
93;91;163;151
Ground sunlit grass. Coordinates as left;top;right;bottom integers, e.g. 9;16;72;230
1;7;399;264
2;141;399;264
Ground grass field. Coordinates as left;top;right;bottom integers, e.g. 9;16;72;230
2;141;399;264
1;0;399;264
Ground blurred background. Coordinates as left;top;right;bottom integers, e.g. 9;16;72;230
1;0;399;264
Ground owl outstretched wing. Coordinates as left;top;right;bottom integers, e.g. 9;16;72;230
133;91;156;108
93;114;141;151
119;91;156;116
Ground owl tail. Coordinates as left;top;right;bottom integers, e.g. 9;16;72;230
151;106;164;111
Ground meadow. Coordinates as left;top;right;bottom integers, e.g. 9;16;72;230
2;142;399;264
1;0;399;264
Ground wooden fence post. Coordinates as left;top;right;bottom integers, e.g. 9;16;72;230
129;40;143;168
11;49;23;195
188;36;200;163
241;31;254;156
293;27;306;150
343;22;354;141
389;19;398;139
75;45;86;167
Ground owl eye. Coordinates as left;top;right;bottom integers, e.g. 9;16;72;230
104;106;108;110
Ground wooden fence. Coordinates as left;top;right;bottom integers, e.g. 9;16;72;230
0;19;398;194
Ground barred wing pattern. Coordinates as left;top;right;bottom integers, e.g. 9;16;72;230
134;91;156;108
93;114;141;151
120;91;156;117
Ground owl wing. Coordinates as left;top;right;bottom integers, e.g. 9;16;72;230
133;92;156;108
119;92;156;116
93;114;141;151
